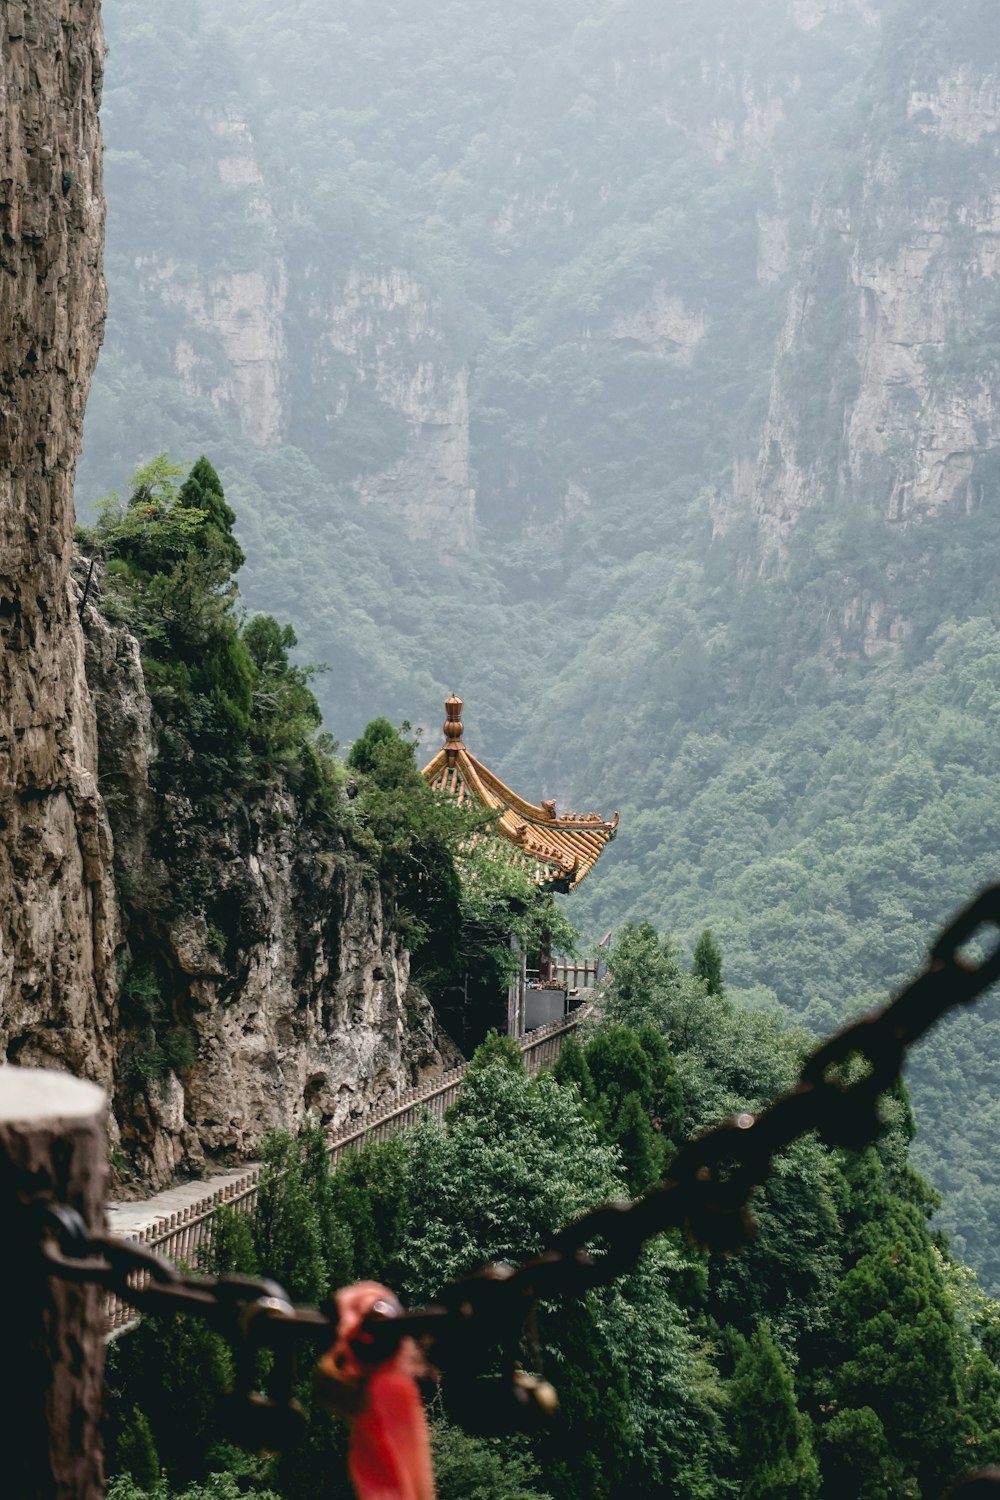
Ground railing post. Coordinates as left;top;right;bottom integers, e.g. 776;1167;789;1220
0;1068;108;1500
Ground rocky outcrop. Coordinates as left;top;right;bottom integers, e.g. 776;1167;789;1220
323;267;475;548
744;53;1000;572
0;8;457;1193
586;284;708;363
791;0;881;30
81;598;458;1190
0;3;119;1084
908;66;1000;143
169;260;288;450
146;107;288;449
153;219;474;543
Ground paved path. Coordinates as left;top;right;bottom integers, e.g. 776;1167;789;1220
106;1164;259;1239
102;1010;588;1246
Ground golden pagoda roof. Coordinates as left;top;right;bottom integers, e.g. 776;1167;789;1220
421;695;618;893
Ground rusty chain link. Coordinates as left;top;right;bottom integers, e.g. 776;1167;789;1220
32;883;1000;1444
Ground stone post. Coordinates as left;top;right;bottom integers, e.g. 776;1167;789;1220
0;1069;108;1500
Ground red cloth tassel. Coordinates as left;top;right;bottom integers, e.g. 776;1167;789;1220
317;1282;436;1500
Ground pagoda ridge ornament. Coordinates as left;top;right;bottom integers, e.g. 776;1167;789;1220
443;694;464;762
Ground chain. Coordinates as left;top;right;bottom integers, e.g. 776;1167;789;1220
33;883;1000;1439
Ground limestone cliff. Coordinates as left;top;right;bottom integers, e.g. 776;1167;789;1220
80;587;458;1191
744;52;1000;609
328;268;474;549
0;2;118;1085
1;4;458;1194
147;106;288;451
125;101;473;548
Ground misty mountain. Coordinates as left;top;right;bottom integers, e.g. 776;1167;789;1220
81;0;1000;1280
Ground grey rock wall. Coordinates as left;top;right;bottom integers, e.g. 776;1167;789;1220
0;5;457;1194
744;53;1000;598
81;594;459;1191
0;1;119;1085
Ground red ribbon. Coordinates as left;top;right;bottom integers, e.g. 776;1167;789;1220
317;1282;436;1500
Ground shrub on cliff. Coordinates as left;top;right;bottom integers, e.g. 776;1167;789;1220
346;716;468;981
80;454;340;815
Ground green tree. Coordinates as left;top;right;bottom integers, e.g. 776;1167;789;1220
827;1237;968;1495
104;1312;233;1483
397;1055;619;1303
463;1028;526;1079
536;1295;636;1500
89;454;256;777
242;614;325;777
176;455;245;578
115;1406;161;1490
346;718;466;989
634;1023;685;1142
326;1133;409;1286
729;1326;820;1500
816;1406;904;1500
600;923;688;1031
585;1025;652;1123
550;1032;596;1108
709;1136;843;1344
429;1413;552;1500
612;1089;660;1193
253;1125;332;1301
692;929;725;997
200;1204;258;1278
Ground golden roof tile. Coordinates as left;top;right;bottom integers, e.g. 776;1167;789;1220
421;696;618;892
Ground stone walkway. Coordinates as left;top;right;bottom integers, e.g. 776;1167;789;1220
102;1009;588;1245
106;1164;258;1239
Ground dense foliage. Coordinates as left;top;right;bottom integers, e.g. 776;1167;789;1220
105;928;1000;1499
81;457;573;1071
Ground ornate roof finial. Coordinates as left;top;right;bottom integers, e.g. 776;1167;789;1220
443;694;464;760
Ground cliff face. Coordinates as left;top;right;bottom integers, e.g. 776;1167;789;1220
745;52;1000;596
151;106;288;451
1;4;457;1192
82;595;457;1190
126;100;473;548
327;268;474;548
0;2;119;1082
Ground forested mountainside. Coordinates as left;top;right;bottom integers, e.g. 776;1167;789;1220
80;1;1000;1276
104;943;1000;1500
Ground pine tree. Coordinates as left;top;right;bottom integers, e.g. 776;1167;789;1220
816;1406;906;1500
585;1025;653;1123
200;1203;258;1277
176;454;245;578
114;1405;161;1490
551;1032;596;1107
537;1296;637;1500
634;1023;685;1142
253;1129;329;1301
105;1311;233;1482
692;928;724;996
613;1090;660;1194
465;1028;526;1076
729;1326;820;1500
828;1237;967;1495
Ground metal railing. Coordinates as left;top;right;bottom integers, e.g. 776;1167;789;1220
107;1012;584;1331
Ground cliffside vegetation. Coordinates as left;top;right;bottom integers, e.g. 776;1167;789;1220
103;933;1000;1500
77;455;565;1144
80;0;1000;1275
